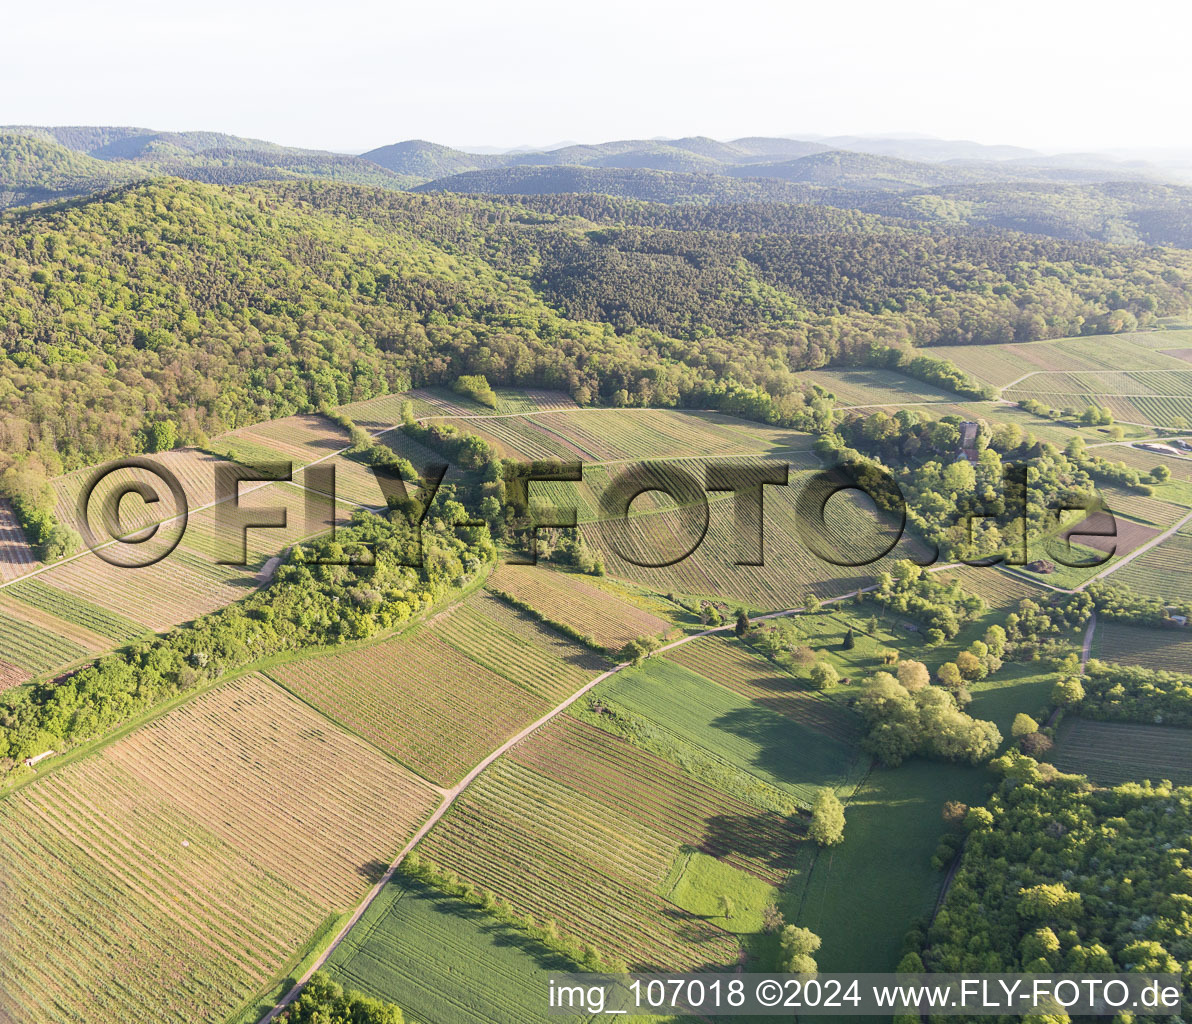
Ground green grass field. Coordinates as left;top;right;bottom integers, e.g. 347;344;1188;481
783;758;989;975
596;657;863;807
325;877;580;1024
660;849;776;935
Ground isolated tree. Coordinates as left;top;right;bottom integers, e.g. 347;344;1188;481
1153;464;1172;483
1011;713;1039;738
779;925;821;973
718;894;735;920
941;800;968;827
841;627;855;650
808;788;846;846
735;608;751;637
955;650;985;681
804;593;822;614
809;661;839;690
1020;731;1055;758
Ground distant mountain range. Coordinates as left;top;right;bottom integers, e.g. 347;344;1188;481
3;125;1192;248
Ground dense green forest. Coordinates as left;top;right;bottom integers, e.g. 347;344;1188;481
927;770;1192;994
2;177;1189;475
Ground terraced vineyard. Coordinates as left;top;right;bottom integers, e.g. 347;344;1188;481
1091;620;1192;673
418;757;743;970
1113;533;1192;602
431;592;608;702
0;673;438;1024
1052;718;1192;785
486;563;670;649
0;606;91;685
268;629;553;786
0;497;36;582
510;714;804;883
3;578;146;644
665;637;860;743
596;657;863;808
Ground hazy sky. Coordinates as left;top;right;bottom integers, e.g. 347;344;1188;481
6;0;1190;155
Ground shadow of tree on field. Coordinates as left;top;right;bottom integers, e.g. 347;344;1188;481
710;706;843;789
701;812;803;874
357;859;390;885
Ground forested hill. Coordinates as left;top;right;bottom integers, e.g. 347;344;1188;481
2;177;1191;471
0;129;418;208
6;128;1192;249
420;167;1192;249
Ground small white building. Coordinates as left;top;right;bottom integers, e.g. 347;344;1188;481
23;750;55;769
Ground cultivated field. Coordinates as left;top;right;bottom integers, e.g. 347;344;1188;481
338;392;446;430
1052;718;1192;786
0;496;37;582
0;673;439;1024
2;577;146;645
418;757;744;971
51;448;232;539
665;637;860;743
940;334;1189;388
0;604;91;685
486;563;670;649
595;657;862;808
178;481;354;566
938;566;1049;609
432;407;809;465
1091;620;1192;673
1113;533;1192;602
431;591;608;702
220;413;352;467
1105;443;1192;483
325;878;570;1024
268;627;553;786
1094;485;1187;528
0;591;111;666
35;544;260;632
800;368;959;406
584;473;927;607
511;714;804;883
